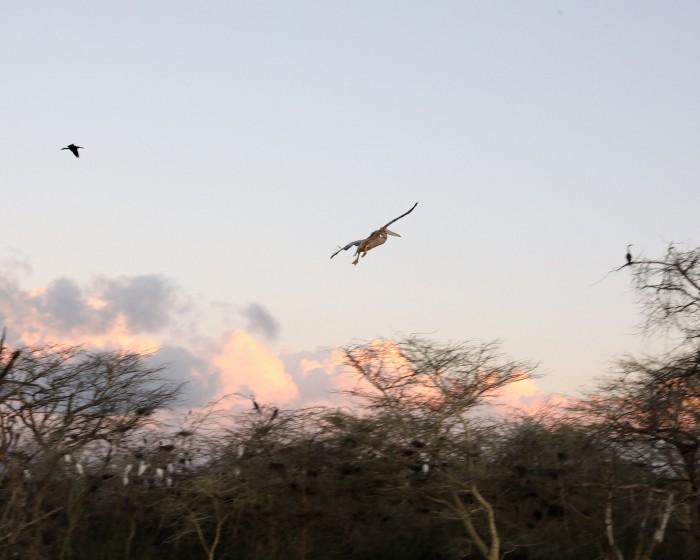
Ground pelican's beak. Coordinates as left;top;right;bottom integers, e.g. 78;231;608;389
386;229;401;237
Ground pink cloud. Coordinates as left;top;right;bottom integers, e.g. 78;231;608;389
485;378;570;416
213;330;299;405
0;269;370;410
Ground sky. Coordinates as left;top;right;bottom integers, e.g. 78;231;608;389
2;2;700;410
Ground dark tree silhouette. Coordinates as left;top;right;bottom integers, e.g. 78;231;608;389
627;243;700;345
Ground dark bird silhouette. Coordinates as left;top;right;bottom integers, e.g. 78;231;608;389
271;407;279;420
252;399;261;413
590;243;636;287
62;144;84;158
331;202;418;265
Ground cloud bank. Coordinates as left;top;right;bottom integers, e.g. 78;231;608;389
0;263;558;414
0;266;347;409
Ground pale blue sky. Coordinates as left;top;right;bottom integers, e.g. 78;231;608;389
2;2;700;398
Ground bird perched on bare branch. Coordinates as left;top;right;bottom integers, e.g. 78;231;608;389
62;144;85;158
331;202;418;265
590;243;636;287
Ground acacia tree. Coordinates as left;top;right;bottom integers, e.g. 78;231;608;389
342;335;536;560
627;243;700;346
571;244;700;559
0;340;182;558
576;350;700;558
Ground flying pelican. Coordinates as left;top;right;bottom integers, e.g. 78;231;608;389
626;244;633;265
61;144;84;158
331;202;418;265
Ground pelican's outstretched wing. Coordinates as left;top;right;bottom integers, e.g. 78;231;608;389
381;202;418;230
330;239;364;259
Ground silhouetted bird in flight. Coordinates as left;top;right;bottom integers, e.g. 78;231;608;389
62;144;84;158
626;244;633;265
331;202;418;265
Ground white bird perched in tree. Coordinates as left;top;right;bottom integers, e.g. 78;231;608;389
182;450;193;471
137;460;148;476
123;464;132;486
331;202;418;265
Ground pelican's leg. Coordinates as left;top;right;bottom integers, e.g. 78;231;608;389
353;250;367;265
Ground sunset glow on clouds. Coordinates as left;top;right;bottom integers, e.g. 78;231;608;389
486;378;570;415
0;270;354;409
0;273;178;346
0;269;562;415
213;329;298;404
280;347;360;408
